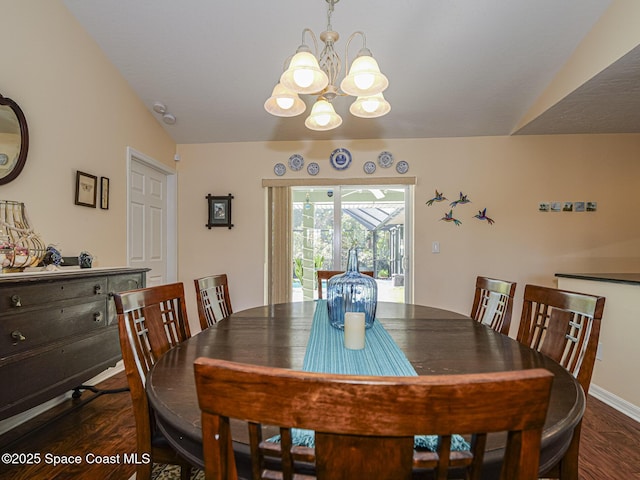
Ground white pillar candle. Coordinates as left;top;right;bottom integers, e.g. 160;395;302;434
344;312;366;350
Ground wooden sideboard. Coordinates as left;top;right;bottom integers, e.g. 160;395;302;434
0;267;147;420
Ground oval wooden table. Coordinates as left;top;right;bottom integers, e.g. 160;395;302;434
146;301;585;478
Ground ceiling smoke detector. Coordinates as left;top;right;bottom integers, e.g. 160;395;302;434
153;102;167;114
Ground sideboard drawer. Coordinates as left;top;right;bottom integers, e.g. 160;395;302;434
0;299;107;355
108;273;144;294
0;277;107;312
106;273;145;325
0;267;148;421
0;327;122;420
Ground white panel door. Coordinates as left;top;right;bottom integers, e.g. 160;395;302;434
129;158;168;286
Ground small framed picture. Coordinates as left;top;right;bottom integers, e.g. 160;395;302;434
586;201;598;212
574;202;585;212
206;194;234;229
550;202;562;212
100;177;110;210
75;171;98;208
562;202;573;212
538;202;550;212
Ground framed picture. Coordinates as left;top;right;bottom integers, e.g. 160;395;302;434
75;171;98;208
100;177;110;210
206;193;234;229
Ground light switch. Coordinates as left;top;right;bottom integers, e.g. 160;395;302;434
432;241;440;254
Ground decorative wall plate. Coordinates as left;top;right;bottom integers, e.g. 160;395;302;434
378;151;394;168
274;163;286;176
396;160;409;174
289;153;304;171
363;161;376;174
329;148;352;170
307;162;320;176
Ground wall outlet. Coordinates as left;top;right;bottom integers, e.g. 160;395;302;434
432;241;440;254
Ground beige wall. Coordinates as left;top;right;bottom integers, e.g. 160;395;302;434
177;134;640;330
0;0;176;266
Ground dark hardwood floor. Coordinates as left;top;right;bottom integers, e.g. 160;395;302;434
1;370;639;479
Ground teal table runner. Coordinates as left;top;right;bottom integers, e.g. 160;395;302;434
269;301;469;452
303;300;417;376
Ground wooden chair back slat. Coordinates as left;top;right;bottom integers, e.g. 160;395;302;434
316;270;374;299
194;358;553;480
470;276;517;335
516;284;605;394
113;282;193;480
194;274;233;329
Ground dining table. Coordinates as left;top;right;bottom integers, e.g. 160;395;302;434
146;301;585;478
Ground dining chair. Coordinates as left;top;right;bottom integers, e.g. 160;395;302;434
470;276;517;335
194;357;553;480
516;284;605;480
113;283;193;480
316;270;374;299
194;273;233;329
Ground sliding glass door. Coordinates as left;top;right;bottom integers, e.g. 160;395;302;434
292;185;409;303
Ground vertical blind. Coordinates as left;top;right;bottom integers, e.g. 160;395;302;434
267;186;292;303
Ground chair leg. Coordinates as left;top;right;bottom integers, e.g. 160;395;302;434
136;462;153;480
180;465;192;480
558;421;582;480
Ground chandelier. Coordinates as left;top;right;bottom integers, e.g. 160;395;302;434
264;0;390;131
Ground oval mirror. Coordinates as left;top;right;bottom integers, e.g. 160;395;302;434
0;94;29;185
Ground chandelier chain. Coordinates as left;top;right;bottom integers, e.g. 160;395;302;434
326;0;335;30
319;0;341;96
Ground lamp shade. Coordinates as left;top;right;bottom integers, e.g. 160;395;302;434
349;92;391;118
264;83;306;117
304;98;342;131
340;54;388;97
280;51;329;94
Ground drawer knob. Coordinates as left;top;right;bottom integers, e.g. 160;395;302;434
94;285;103;295
93;312;103;322
11;330;26;341
11;295;22;307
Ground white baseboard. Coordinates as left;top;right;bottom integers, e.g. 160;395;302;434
589;383;640;423
0;362;125;436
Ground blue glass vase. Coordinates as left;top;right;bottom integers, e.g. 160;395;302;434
327;248;377;329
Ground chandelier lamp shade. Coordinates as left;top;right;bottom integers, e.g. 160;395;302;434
264;83;306;117
264;0;390;131
280;47;329;94
305;98;343;130
349;92;391;118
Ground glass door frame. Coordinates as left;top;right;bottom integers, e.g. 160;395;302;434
291;183;413;304
263;176;416;305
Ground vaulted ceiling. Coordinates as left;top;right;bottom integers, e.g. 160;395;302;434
62;0;640;144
